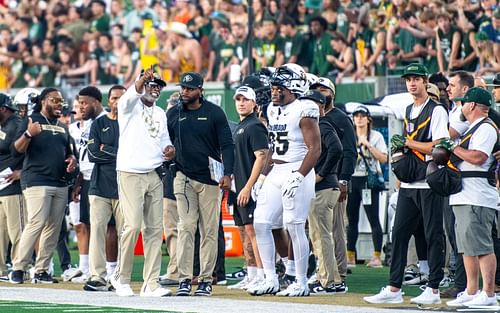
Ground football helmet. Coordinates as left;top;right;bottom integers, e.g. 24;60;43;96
305;73;319;88
13;87;40;115
270;63;308;95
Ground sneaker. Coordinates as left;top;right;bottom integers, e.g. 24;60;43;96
363;287;404;304
441;287;461;299
215;279;227;286
62;267;82;282
403;273;428;285
228;276;250;289
439;275;453;288
463;291;498;307
404;268;418;281
226;268;247;280
308;281;326;295
176;279;192;296
410;287;441;305
334;281;348;294
277;281;310;297
446;290;479;307
140;285;172;297
347;255;356;268
245;277;264;291
366;256;383;268
109;274;134;297
0;275;9;282
247;277;280;296
70;272;90;284
83;278;108;292
158;277;179;286
9;270;24;284
32;271;57;284
307;273;317;285
279;274;295;290
195;281;212;296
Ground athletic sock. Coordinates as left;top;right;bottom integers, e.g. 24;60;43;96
79;255;89;274
247;266;257;281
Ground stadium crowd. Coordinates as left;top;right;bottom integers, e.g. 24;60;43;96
2;0;500;309
0;0;500;90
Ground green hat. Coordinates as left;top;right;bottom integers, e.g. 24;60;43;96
454;87;493;107
401;63;429;78
475;31;489;42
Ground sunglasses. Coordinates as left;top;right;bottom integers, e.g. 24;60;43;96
146;81;163;89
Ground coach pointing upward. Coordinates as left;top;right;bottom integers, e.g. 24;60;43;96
111;67;175;297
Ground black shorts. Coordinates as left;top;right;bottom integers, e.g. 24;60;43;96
233;199;256;226
79;179;90;225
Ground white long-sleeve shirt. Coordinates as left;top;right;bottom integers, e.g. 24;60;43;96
116;86;171;173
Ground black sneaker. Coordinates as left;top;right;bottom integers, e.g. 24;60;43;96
333;281;348;293
226;268;247;280
32;271;57;284
308;281;326;295
194;281;212;296
176;279;192;296
279;274;295;290
9;270;24;284
83;279;108;291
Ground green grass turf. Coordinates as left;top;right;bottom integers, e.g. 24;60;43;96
52;245;424;297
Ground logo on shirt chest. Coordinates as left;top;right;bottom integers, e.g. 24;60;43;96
0;130;5;140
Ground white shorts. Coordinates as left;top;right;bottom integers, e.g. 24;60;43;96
68;201;82;226
254;161;315;226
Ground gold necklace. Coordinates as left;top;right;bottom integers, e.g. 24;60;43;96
141;105;159;138
40;112;59;135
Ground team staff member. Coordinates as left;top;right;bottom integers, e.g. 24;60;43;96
111;68;175;297
0;94;25;281
84;85;126;291
70;86;107;284
300;90;344;295
10;87;77;284
444;88;499;307
311;77;357;282
167;72;234;297
364;64;449;305
229;86;268;290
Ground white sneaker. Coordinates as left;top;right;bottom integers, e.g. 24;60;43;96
247;277;280;296
140;285;172;297
276;282;310;297
446;290;480;307
228;276;250;289
307;273;317;285
109;273;135;297
70;272;90;284
62;267;82;282
245;277;264;291
363;287;404;304
410;287;441;305
463;291;498;307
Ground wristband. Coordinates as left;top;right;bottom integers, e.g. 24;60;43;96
24;130;32;139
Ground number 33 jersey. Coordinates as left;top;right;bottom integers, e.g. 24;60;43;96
266;98;319;163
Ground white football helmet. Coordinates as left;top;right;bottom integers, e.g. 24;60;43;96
270;63;308;95
305;73;319;88
13;87;40;115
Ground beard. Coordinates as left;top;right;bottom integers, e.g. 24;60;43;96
180;95;198;105
325;95;332;106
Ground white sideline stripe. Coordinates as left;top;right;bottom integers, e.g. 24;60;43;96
0;286;432;313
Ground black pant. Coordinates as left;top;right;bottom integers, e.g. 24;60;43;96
346;176;383;252
389;188;445;289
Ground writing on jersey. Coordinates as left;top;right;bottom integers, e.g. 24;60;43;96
266;98;319;163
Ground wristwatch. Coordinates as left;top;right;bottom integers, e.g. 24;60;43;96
339;180;348;186
24;131;32;139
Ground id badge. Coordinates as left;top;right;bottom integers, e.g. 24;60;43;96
362;189;372;206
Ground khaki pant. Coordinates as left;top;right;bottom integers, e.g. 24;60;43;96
174;172;222;282
163;198;179;280
116;171;163;290
13;186;68;272
89;196;123;281
308;189;341;287
333;196;348;280
0;194;26;276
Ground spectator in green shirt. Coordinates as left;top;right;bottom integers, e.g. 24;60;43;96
280;15;303;64
309;15;334;77
252;16;284;70
90;0;110;38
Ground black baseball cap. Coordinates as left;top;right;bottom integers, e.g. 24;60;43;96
352;105;371;117
178;72;204;89
300;90;326;105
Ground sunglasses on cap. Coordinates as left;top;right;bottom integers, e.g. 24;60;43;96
146;81;163;89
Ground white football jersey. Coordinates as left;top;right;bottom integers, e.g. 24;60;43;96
73;112;106;180
266;98;319;163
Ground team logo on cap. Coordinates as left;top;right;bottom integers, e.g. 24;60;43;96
408;66;418;71
183;75;193;82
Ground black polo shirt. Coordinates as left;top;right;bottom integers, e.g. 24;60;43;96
15;112;74;188
233;113;268;193
0;114;23;196
87;115;119;199
315;118;343;191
